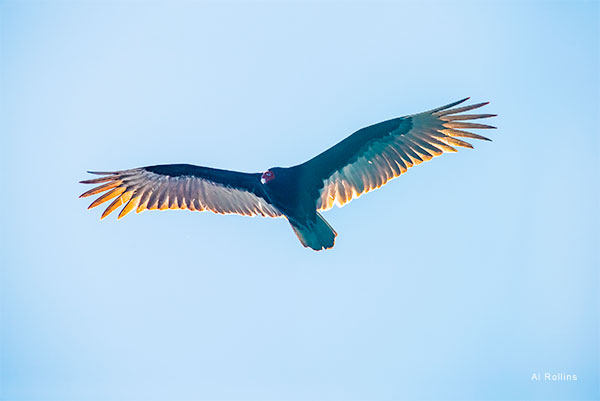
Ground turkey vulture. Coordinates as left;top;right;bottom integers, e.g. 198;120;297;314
80;98;496;250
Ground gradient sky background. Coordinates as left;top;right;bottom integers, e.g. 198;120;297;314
1;1;598;400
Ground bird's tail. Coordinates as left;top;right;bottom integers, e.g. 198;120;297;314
289;212;337;251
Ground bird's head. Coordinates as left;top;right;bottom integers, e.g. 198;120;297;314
261;169;275;184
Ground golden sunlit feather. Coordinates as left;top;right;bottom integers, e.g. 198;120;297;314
440;113;496;121
101;190;133;220
118;195;140;219
79;180;121;198
441;128;491;141
88;186;126;209
444;121;496;130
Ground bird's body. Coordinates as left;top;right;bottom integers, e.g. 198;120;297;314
80;98;496;250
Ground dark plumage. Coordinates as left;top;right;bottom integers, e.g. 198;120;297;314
80;98;496;250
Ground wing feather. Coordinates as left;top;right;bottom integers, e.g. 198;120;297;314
443;121;496;130
80;164;281;219
136;186;152;212
102;190;133;219
441;128;492;141
88;186;125;209
433;101;490;116
119;195;140;219
147;183;166;210
440;113;496;121
79;180;121;198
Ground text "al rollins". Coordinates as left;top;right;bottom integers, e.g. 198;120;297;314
531;372;578;381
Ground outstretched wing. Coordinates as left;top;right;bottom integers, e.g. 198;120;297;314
79;164;282;219
299;98;496;211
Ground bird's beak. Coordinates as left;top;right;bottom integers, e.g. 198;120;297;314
261;177;266;184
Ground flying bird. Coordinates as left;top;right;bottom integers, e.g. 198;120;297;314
80;98;496;250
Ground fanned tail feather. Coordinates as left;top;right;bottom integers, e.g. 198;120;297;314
289;212;337;251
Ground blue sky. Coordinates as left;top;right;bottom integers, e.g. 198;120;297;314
1;1;598;400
